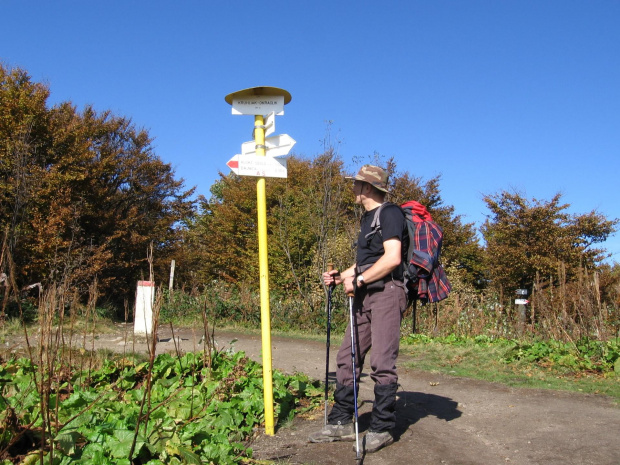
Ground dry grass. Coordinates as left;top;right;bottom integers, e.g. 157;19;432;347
411;263;620;343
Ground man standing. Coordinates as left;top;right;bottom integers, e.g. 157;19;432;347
309;165;408;453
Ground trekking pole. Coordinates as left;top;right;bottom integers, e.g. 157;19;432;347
347;290;361;462
324;263;335;425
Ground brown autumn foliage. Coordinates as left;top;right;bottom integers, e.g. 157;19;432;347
177;152;354;313
481;190;618;294
177;153;482;325
0;64;195;312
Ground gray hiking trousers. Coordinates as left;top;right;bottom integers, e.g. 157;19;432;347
335;279;407;387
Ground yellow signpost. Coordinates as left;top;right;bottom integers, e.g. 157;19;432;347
225;86;292;436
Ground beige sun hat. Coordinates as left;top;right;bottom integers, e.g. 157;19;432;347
345;165;389;193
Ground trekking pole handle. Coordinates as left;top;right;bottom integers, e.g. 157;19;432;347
326;263;339;289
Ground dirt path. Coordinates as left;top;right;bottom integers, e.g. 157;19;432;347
204;329;620;465
8;325;620;464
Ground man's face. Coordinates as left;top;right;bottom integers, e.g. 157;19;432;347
353;180;364;203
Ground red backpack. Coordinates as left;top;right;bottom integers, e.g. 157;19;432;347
369;200;451;305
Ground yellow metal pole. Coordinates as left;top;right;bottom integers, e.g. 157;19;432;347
254;114;275;436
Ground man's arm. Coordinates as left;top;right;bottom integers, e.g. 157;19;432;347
356;237;401;285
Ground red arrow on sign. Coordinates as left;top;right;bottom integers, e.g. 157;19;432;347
227;159;239;169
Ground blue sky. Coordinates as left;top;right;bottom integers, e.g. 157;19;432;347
3;1;619;263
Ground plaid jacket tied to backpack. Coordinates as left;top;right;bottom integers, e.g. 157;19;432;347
403;201;451;303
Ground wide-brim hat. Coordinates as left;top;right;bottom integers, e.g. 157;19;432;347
345;164;389;193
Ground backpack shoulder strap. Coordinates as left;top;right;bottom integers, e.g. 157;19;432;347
365;202;392;240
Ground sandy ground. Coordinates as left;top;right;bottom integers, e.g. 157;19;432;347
6;324;620;465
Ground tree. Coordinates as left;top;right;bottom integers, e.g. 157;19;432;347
268;152;353;310
0;65;52;252
182;152;352;304
481;190;618;293
0;64;196;307
183;174;259;285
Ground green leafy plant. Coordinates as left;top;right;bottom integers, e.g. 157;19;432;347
502;337;620;373
0;350;323;464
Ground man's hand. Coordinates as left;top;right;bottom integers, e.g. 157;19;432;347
343;276;355;296
322;269;341;287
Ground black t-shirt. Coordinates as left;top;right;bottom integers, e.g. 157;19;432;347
357;203;407;281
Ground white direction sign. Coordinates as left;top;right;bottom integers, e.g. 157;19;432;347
264;112;275;136
232;96;284;115
241;134;296;158
226;154;287;178
515;299;529;305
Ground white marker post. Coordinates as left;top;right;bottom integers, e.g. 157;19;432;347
515;288;529;335
134;280;155;335
225;86;292;437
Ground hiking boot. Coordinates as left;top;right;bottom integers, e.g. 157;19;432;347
360;430;394;453
308;422;355;443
